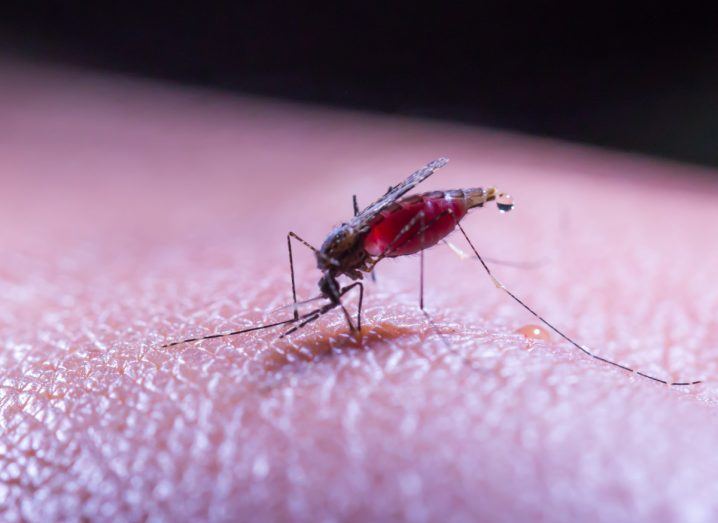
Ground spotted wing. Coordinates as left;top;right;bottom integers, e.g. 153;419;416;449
349;157;449;231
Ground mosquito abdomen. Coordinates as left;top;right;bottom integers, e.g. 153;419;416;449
363;190;474;257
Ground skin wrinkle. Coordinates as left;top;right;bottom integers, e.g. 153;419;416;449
2;62;718;521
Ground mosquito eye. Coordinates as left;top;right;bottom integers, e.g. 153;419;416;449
496;193;514;213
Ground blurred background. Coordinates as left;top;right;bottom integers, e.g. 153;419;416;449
2;2;718;167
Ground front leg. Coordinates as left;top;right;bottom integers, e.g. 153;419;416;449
279;281;364;338
287;231;322;321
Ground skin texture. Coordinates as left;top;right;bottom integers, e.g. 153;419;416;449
2;61;718;522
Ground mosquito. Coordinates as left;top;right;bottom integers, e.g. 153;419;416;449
163;158;701;386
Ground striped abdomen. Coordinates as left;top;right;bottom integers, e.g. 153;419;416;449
363;188;493;257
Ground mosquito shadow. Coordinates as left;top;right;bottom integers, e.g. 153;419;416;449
258;321;418;371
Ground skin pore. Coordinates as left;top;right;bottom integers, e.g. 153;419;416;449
3;61;718;522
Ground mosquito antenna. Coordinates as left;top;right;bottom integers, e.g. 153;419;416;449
454;221;702;386
161;318;297;348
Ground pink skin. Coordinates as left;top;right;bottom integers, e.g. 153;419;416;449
3;61;718;522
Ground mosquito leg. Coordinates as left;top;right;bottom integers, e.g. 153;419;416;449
420;249;425;310
340;282;364;331
286;234;299;321
442;239;471;260
419;208;427;310
280;282;362;338
325;274;357;332
416;213;452;349
287;231;319;321
289;231;339;269
337;298;356;332
279;303;334;338
442;239;548;270
162;318;298;348
365;208;455;347
354;282;364;330
452;221;702;386
288;231;318;253
418;246;450;350
164;231;320;348
286;230;342;319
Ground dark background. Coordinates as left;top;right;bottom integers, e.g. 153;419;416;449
3;3;718;167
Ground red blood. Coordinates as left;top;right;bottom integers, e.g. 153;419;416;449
517;324;551;342
363;193;468;257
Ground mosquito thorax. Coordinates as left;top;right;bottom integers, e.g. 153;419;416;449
317;223;367;274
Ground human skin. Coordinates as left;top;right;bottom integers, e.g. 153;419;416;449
2;61;718;522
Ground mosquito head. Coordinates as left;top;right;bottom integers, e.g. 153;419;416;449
465;187;515;212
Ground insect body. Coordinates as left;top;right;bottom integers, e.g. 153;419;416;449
163;158;701;387
316;183;508;307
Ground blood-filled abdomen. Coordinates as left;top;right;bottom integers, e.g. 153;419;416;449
363;191;469;257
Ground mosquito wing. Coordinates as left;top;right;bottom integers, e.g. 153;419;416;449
349;157;449;232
